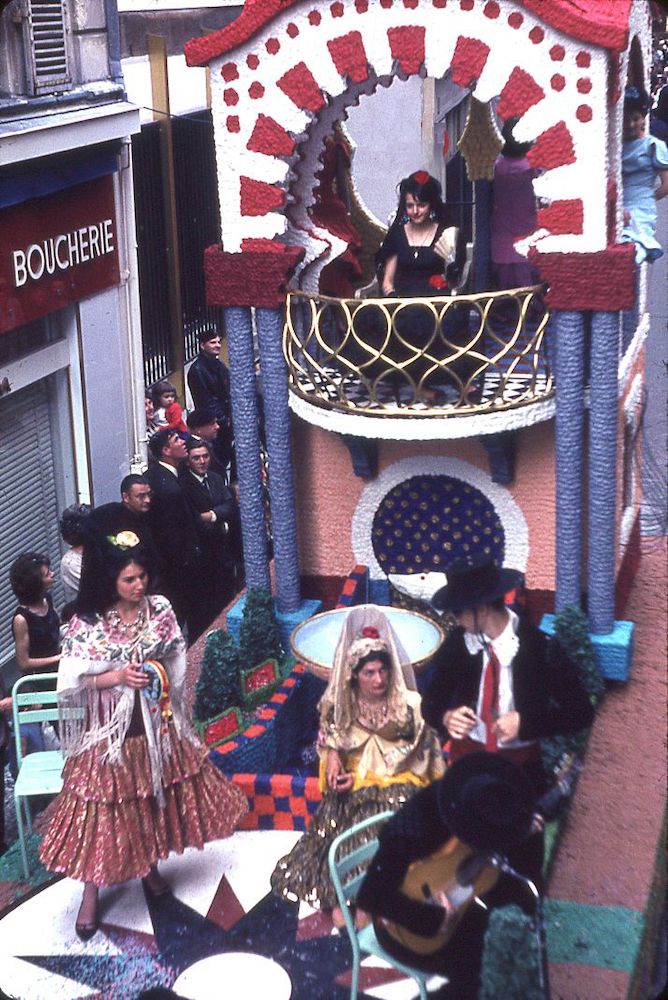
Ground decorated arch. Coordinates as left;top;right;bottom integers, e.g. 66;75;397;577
185;0;647;297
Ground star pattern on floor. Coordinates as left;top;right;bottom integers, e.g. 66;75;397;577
0;832;425;1000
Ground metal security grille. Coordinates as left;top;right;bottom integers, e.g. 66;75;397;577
27;0;70;92
172;109;226;363
0;381;64;666
133;110;225;387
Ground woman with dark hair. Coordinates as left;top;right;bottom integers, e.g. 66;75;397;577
39;533;247;940
374;171;468;404
622;85;668;263
377;171;461;298
59;503;92;607
271;605;443;920
9;552;61;758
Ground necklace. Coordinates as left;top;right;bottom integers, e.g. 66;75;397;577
106;603;147;641
406;223;437;259
357;696;389;730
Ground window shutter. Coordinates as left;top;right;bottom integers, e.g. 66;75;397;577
27;0;70;93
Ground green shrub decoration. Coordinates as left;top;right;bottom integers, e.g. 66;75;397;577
193;629;241;723
541;603;604;776
237;586;283;669
480;904;544;1000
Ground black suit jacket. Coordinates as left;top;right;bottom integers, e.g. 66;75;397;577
146;462;201;575
178;468;240;559
85;502;159;568
421;617;594;746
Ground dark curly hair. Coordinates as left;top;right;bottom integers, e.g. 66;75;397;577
9;552;51;605
77;543;153;620
350;648;391;688
59;503;92;547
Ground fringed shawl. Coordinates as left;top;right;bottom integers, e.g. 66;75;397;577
57;595;197;804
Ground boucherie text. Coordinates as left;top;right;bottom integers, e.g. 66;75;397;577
12;219;115;288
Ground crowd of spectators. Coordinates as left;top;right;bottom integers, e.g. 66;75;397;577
1;328;244;856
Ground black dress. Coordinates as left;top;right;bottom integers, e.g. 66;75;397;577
374;224;469;393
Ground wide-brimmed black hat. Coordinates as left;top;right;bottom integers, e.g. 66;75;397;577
437;752;534;852
432;556;522;613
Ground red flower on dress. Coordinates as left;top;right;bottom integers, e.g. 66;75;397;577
361;626;380;639
412;170;430;185
428;274;448;291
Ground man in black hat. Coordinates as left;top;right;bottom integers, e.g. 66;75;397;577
186;407;229;480
186;332;234;476
357;753;540;998
421;556;593;792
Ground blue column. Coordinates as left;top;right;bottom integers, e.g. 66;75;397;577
255;306;301;613
554;310;585;611
587;311;618;634
224;306;270;591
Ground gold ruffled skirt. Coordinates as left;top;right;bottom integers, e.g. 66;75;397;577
39;728;248;886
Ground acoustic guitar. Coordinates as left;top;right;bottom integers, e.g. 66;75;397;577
375;753;581;959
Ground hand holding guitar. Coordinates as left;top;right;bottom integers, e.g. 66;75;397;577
443;705;477;740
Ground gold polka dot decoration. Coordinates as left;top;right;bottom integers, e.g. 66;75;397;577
372;475;504;575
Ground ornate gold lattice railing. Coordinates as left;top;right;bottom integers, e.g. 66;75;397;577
283;286;553;416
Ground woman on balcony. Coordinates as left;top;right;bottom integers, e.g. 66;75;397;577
375;171;468;404
622;86;668;264
270;604;444;922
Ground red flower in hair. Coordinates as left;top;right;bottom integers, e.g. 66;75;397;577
412;170;430;185
361;626;380;639
428;274;448;290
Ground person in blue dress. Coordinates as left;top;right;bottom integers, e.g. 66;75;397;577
622;86;668;263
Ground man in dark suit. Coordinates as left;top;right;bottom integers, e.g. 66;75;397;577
185;407;228;480
187;331;234;476
179;438;243;627
146;429;202;636
421;557;594;793
78;475;159;613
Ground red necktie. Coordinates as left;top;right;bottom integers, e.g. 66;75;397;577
480;644;500;752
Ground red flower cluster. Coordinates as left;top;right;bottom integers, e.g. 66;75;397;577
428;274;449;290
412;170;430;185
361;626;380;639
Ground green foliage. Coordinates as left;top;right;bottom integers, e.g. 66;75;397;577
554;604;605;704
237;586;283;669
541;604;603;776
193;629;241;723
480;904;544;1000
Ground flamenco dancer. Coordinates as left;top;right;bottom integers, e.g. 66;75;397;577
39;531;248;939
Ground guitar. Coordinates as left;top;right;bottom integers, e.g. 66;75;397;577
375;753;581;958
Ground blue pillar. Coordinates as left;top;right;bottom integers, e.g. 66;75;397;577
255;306;301;613
554;310;585;611
587;311;618;634
224;306;270;591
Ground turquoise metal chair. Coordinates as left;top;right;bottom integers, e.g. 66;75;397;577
328;810;438;1000
12;672;64;879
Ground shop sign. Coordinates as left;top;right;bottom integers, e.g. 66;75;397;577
0;175;120;336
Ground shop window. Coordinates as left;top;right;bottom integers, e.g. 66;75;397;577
0;310;65;366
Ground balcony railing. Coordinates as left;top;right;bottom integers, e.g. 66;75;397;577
283;285;553;418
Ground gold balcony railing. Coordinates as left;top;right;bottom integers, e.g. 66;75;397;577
283;285;553;416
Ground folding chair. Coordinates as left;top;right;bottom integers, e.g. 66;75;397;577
328;810;436;1000
12;672;64;879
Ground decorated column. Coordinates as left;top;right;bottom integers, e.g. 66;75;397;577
554;310;585;611
224;305;270;592
255;306;301;613
587;310;618;634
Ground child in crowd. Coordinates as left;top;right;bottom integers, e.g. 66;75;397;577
151;380;187;433
145;391;159;439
